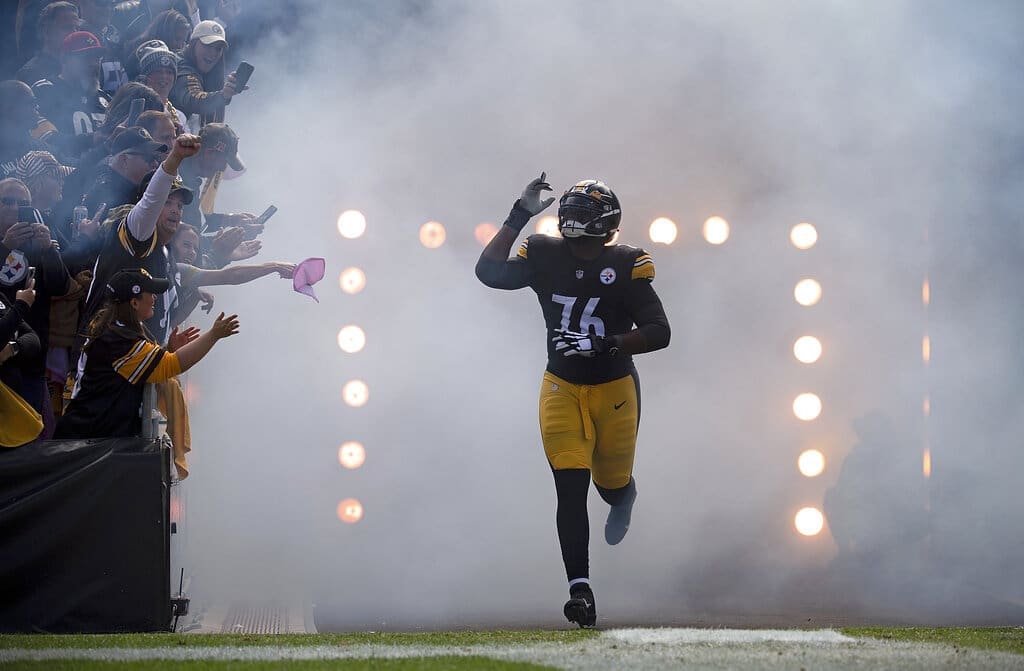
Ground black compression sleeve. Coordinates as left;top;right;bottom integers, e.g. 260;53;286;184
627;281;671;352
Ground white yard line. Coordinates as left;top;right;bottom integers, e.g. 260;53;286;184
0;628;1021;670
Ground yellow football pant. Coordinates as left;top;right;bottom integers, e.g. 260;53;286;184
538;370;639;489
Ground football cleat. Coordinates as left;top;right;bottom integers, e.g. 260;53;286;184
563;582;597;628
604;477;637;545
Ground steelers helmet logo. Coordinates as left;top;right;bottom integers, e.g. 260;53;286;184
132;284;142;295
600;267;616;284
0;250;29;286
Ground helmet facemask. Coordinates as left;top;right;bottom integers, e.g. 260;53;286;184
557;183;621;238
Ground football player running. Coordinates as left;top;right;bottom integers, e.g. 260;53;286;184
475;173;671;628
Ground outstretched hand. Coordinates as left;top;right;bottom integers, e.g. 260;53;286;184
211;226;246;262
211;312;240;339
519;171;555;216
167;325;201;352
228;239;261;262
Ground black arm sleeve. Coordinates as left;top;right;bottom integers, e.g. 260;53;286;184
475;256;532;290
626;280;671;352
474;205;533;290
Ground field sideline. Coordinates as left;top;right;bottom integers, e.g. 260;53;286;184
0;627;1022;670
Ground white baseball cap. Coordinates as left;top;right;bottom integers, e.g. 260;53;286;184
191;20;228;46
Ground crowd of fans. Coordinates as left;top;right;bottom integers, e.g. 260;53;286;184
0;0;294;473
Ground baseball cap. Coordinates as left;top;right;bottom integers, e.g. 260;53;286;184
191;20;228;46
110;126;169;157
62;31;106;57
136;40;178;77
199;123;243;171
138;170;195;205
106;268;170;302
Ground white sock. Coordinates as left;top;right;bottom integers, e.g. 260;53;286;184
568;578;590;589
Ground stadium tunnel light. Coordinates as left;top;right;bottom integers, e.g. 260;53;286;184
648;217;678;245
793;393;822;421
337;210;366;239
338;442;366;470
343;380;369;408
339;267;366;295
794;278;822;306
790;222;817;250
475;222;499;246
337;325;366;353
798;449;826;477
794;507;825;536
793;335;822;364
702;216;729;245
337;498;364;523
536;215;560;237
420;221;446;248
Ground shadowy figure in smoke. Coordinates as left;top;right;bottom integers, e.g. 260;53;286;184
825;411;928;570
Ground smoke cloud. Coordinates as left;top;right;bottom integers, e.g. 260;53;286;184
175;0;1024;629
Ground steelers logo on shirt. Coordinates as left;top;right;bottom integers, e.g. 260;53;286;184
600;267;617;285
0;250;28;286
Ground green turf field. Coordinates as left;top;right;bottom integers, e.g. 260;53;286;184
0;627;1021;670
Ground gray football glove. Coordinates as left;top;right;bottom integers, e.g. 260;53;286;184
518;172;555;216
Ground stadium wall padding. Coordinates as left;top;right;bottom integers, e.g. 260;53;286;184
0;437;171;632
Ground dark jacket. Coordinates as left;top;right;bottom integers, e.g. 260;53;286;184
170;56;229;126
32;77;112;162
15;52;60;87
0;294;41;399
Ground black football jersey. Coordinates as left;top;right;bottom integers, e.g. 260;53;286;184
515;234;657;384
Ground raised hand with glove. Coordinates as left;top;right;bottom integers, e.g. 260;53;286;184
518;172;556;216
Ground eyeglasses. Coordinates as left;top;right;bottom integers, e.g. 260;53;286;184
0;197;31;207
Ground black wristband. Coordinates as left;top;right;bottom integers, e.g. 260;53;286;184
502;200;532;233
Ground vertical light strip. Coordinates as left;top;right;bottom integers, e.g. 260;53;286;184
923;223;932;497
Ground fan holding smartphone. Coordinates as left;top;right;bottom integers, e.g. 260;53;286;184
224;61;253;101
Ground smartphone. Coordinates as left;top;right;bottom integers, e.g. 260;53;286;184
233;61;255;90
26;266;35;284
253;205;277;226
17;206;41;224
126;97;146;127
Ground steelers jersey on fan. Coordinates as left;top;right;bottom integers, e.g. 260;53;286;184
56;323;182;439
515;234;656;385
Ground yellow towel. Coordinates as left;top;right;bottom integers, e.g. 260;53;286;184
155;378;191;479
0;380;43;447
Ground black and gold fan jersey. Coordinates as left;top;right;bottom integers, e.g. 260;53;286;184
513;234;663;385
82;208;177;345
55;323;181;439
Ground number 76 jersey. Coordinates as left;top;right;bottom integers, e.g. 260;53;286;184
515;234;660;385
